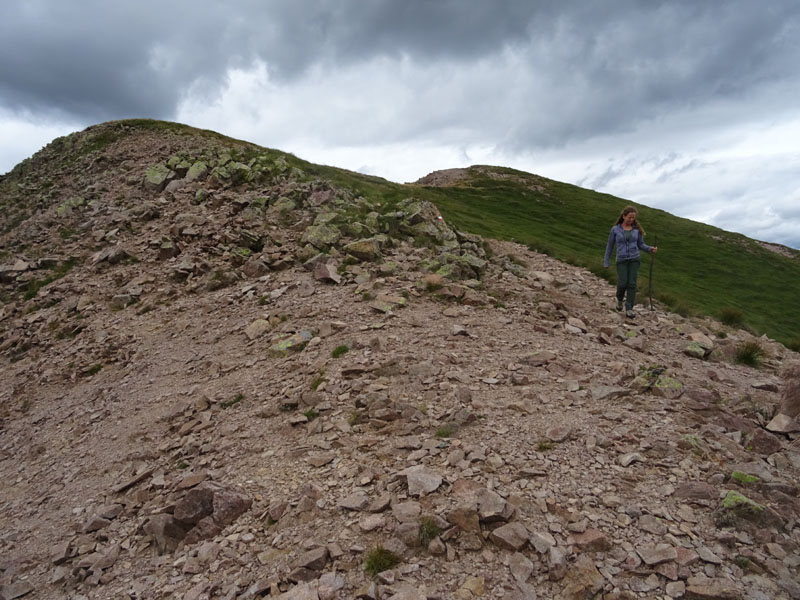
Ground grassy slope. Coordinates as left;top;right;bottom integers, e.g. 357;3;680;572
3;120;799;347
410;167;800;348
299;160;800;347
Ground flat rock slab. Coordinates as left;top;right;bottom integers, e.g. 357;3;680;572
637;544;678;565
590;386;631;401
489;522;529;551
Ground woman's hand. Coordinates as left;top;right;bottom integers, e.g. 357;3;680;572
652;246;658;253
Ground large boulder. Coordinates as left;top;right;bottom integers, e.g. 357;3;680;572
301;224;341;251
343;238;382;262
143;164;176;192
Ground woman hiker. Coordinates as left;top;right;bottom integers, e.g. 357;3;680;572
604;206;658;318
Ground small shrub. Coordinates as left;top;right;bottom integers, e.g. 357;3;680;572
435;424;456;438
221;393;244;409
310;371;325;390
734;341;765;368
418;516;443;548
422;273;444;292
86;363;103;376
303;409;319;421
672;300;693;318
536;441;554;452
719;307;744;327
348;410;366;426
331;344;350;358
364;545;401;578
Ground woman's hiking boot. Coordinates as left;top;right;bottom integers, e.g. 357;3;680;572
626;309;635;318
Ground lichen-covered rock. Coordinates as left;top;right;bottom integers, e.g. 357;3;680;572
343;238;382;262
685;340;708;359
715;490;782;529
144;164;176;192
301;224;341;251
652;375;684;399
269;330;314;357
185;161;208;182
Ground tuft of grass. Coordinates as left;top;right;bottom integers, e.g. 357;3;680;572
363;545;401;578
536;441;554;452
422;273;444;292
734;341;765;368
86;363;103;376
418;516;443;548
435;424;457;438
310;371;325;390
331;344;350;358
21;259;77;301
221;393;244;409
348;410;366;426
718;307;745;327
303;409;319;421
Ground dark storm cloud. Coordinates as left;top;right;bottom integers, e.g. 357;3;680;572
0;2;239;120
3;0;798;140
0;0;538;121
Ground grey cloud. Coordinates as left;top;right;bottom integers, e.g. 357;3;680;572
3;0;798;144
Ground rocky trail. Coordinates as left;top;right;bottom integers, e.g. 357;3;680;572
1;121;799;600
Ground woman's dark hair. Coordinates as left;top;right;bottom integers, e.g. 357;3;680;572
615;205;645;235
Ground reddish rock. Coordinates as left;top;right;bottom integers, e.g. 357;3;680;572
572;528;612;553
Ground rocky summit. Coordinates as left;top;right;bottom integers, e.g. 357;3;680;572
0;120;799;600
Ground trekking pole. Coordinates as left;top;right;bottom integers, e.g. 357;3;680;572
648;234;658;310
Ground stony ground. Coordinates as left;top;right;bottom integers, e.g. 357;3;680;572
1;122;799;600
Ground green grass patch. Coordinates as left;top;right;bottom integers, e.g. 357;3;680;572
435;424;457;438
21;259;77;301
348;410;366;426
536;441;554;452
303;409;319;421
221;393;244;409
734;341;765;368
418;516;443;548
718;307;745;327
310;371;325;390
331;344;350;358
85;363;103;376
363;545;401;578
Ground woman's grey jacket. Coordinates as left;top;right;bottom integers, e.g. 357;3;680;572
604;224;654;268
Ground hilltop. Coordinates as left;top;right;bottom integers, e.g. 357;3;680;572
0;120;799;599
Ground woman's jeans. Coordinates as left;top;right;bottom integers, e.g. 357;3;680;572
616;259;641;310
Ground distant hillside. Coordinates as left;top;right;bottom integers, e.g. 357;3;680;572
2;120;798;349
407;165;800;349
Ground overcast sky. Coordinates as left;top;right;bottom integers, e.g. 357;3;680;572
2;1;799;248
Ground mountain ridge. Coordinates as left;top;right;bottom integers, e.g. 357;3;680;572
1;119;799;599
